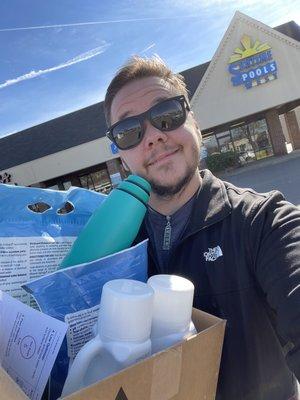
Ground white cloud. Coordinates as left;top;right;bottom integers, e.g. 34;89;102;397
0;43;110;89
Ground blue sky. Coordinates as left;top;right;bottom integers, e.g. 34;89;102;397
0;0;299;138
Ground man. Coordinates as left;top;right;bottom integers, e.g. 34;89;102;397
104;56;300;400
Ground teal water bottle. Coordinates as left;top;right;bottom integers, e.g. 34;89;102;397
59;175;151;269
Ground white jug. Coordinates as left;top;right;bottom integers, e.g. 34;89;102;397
62;279;154;397
147;274;197;354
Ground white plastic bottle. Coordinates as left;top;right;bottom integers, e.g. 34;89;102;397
62;279;154;397
147;274;197;354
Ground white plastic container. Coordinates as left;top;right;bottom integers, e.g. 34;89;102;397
62;279;154;397
147;274;197;354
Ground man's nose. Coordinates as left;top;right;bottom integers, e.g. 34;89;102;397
143;119;167;148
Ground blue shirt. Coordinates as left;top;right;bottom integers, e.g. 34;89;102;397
145;193;197;272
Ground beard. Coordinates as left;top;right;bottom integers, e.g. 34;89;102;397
146;146;199;198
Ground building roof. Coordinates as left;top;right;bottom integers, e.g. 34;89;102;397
274;21;300;42
180;61;210;98
0;102;107;170
1;21;299;171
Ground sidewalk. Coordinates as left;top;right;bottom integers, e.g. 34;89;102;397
218;149;300;179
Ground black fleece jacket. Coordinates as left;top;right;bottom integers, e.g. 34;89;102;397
135;169;300;400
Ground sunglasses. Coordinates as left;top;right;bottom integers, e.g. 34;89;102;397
106;95;190;150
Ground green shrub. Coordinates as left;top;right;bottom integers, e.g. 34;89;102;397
206;151;240;172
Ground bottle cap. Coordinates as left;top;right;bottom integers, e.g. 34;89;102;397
117;175;151;206
147;275;195;337
99;279;154;342
126;175;151;195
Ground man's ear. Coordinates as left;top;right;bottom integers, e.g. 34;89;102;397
120;157;131;172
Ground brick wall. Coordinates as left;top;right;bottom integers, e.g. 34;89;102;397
265;109;287;155
106;158;127;180
285;110;300;150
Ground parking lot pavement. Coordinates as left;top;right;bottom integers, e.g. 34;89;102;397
217;150;300;206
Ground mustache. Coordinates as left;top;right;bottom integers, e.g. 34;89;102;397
144;146;180;166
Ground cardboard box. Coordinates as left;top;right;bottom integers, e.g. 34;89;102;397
0;308;226;400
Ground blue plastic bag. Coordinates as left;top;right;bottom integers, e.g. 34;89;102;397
0;184;148;399
0;184;106;304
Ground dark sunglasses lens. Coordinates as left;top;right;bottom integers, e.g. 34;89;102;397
151;99;185;131
112;118;142;149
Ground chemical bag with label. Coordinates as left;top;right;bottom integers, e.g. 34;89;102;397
0;183;105;306
0;183;148;399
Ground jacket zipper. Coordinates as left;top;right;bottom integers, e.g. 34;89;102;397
163;215;171;250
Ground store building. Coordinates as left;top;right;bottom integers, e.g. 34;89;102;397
1;12;300;192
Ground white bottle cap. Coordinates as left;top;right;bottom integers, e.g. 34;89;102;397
147;275;195;337
99;279;154;342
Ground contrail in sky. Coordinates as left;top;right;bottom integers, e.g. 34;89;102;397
0;43;110;89
0;15;200;32
141;43;156;53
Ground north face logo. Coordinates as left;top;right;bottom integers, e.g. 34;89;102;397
203;246;223;262
115;387;129;400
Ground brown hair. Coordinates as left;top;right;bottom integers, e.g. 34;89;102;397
104;55;189;125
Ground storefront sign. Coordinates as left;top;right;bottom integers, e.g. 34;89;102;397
228;35;277;89
110;143;119;155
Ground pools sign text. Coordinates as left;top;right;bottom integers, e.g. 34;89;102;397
228;35;277;90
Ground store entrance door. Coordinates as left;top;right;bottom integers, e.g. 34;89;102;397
230;119;273;165
230;125;256;165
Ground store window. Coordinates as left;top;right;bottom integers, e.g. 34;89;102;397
230;120;273;164
248;119;273;159
63;181;72;190
202;135;219;156
216;131;235;153
79;169;112;194
230;125;256;164
47;184;60;190
202;118;274;167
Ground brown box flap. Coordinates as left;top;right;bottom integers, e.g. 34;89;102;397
0;367;28;400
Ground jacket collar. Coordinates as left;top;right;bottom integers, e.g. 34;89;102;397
134;169;232;243
182;169;232;238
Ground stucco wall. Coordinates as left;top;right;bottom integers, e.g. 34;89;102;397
0;137;118;186
192;12;300;130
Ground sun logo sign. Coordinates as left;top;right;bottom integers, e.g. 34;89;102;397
228;35;277;89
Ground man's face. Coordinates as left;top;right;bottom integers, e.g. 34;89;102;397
110;76;201;197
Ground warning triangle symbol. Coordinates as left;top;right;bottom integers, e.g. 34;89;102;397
115;387;129;400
